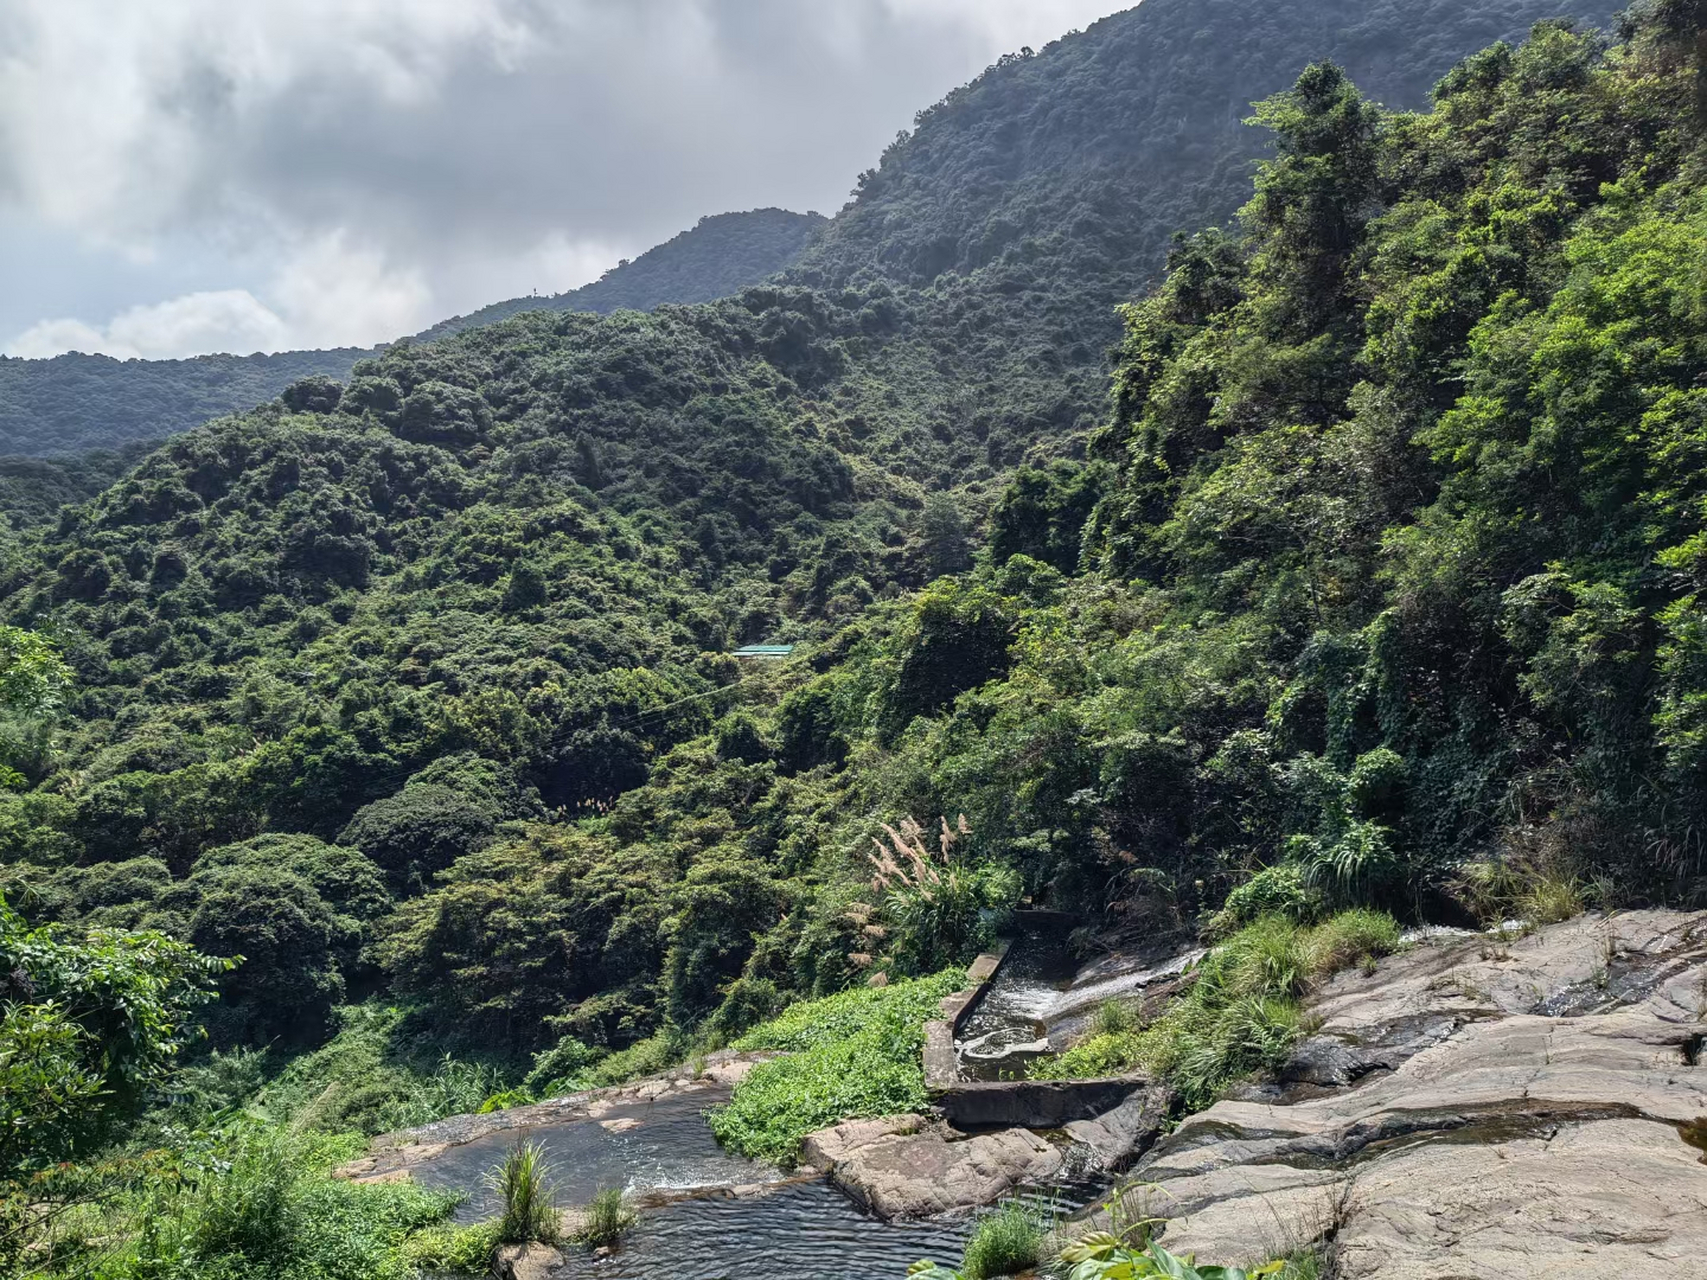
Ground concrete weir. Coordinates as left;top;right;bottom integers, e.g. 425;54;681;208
922;934;1150;1129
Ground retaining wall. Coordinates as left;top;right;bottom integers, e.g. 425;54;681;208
922;934;1146;1129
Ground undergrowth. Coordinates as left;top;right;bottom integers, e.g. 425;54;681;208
708;969;964;1162
1035;911;1399;1108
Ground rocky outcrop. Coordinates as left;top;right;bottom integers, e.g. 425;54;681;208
1086;911;1707;1278
494;1242;568;1280
803;1114;1067;1218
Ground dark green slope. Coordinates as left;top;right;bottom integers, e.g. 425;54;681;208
412;208;827;343
0;0;1655;1066
786;0;1621;461
0;209;824;458
0;348;365;459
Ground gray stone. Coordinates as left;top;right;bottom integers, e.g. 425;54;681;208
1078;910;1707;1278
494;1242;567;1280
804;1116;1064;1218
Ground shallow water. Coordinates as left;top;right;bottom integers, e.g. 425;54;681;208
582;1180;971;1279
408;1087;785;1222
956;928;1081;1079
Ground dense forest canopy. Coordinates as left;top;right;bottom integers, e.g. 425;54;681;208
0;209;825;457
13;0;1707;1273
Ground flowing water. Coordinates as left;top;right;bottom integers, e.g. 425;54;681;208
408;1087;781;1221
406;1085;971;1276
956;929;1207;1080
956;927;1081;1079
582;1180;970;1279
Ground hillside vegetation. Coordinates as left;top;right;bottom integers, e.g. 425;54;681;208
0;209;824;457
13;0;1707;1275
412;208;828;343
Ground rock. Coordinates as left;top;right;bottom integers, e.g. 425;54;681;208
922;1020;958;1088
598;1116;642;1133
1061;1082;1174;1171
800;1114;927;1171
1079;911;1707;1278
493;1242;567;1280
820;1119;1065;1218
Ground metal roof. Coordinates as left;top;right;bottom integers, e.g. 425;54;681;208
732;644;795;658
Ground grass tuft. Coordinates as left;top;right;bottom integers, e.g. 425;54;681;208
960;1200;1048;1279
487;1140;559;1245
575;1186;636;1247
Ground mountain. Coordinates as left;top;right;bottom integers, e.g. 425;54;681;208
0;208;825;458
0;347;366;459
17;3;1707;1274
411;208;827;343
0;0;1632;1050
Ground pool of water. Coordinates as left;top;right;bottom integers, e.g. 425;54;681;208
581;1180;971;1279
408;1087;786;1222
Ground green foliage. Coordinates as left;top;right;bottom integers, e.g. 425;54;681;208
574;1186;636;1248
959;1201;1050;1279
1037;913;1398;1107
710;969;964;1162
0;894;227;1172
400;1220;503;1275
487;1140;559;1245
76;1126;459;1280
1054;1236;1289;1280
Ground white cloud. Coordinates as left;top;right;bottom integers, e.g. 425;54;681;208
0;0;1131;357
7;291;284;360
268;232;432;350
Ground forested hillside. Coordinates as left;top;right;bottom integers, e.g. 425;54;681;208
412;208;828;343
15;1;1707;1275
0;348;364;457
0;210;824;458
0;0;1645;1066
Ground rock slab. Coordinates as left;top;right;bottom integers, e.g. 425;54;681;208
1087;911;1707;1279
802;1114;1064;1218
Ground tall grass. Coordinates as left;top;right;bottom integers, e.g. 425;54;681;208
1036;910;1401;1107
576;1186;636;1247
487;1140;559;1244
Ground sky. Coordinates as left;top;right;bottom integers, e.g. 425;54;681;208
0;0;1128;362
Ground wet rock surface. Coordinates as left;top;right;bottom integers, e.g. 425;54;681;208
1091;910;1707;1277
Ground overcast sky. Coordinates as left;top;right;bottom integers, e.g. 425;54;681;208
0;0;1129;361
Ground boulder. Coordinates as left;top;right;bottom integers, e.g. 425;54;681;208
823;1120;1065;1218
493;1242;567;1280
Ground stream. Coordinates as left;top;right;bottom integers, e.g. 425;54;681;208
405;1085;970;1277
401;931;1210;1274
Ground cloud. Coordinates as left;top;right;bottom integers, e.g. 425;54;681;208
0;0;1128;357
8;291;286;360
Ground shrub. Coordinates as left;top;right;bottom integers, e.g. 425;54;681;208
488;1140;559;1245
1213;863;1323;932
961;1201;1049;1279
575;1186;636;1247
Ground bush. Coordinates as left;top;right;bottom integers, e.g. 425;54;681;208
961;1201;1049;1279
710;969;964;1162
575;1186;636;1247
1213;863;1323;932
